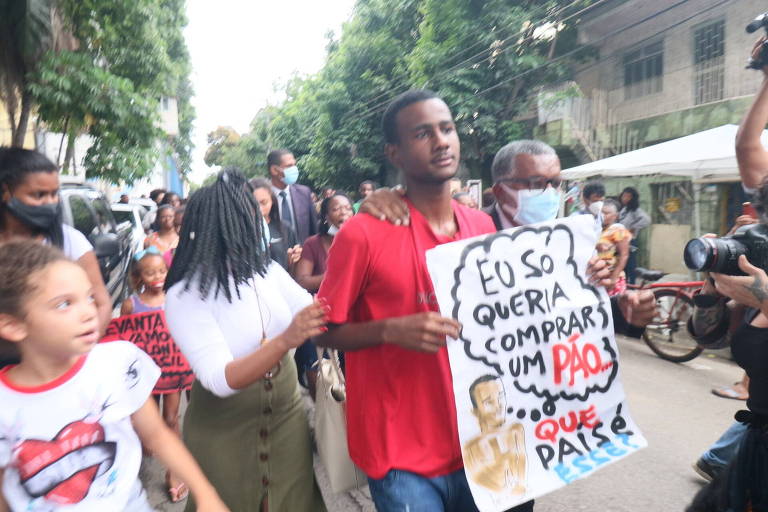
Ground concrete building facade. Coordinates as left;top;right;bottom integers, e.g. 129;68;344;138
535;0;768;272
538;0;765;164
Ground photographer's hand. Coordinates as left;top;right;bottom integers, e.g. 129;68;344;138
726;215;760;236
711;255;768;312
698;234;721;296
751;36;768;76
736;36;768;189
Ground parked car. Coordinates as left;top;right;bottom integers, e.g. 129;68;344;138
131;197;157;213
111;203;146;254
59;180;134;307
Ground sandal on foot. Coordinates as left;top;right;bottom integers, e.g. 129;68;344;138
711;384;748;400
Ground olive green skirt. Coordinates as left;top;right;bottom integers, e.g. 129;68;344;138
183;353;326;512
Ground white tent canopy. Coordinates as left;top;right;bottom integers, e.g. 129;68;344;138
561;124;768;180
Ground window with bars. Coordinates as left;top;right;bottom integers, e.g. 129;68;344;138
693;20;725;105
623;40;663;100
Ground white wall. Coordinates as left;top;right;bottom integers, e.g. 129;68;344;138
575;0;765;125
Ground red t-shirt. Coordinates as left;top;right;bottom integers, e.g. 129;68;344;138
318;199;495;479
301;234;328;276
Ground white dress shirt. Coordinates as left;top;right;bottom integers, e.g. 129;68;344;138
271;184;296;231
165;262;312;398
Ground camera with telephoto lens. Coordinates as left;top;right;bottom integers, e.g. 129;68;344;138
747;12;768;69
684;223;768;275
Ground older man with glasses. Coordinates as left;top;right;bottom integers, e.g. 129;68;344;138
483;140;563;230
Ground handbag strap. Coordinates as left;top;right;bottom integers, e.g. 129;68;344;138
316;346;345;386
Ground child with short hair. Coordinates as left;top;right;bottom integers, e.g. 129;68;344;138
119;246;192;502
0;240;227;511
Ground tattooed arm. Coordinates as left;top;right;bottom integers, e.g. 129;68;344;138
711;255;768;313
692;254;768;347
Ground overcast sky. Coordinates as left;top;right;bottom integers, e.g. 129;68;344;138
184;0;356;183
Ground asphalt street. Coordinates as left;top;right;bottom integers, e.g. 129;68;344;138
142;335;744;511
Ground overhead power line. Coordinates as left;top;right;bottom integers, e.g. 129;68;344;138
458;0;729;106
346;0;730;124
345;0;612;119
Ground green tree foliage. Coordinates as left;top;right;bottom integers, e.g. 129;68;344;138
204;126;240;167
158;0;195;178
0;0;75;146
1;0;195;183
407;0;591;181
213;0;596;190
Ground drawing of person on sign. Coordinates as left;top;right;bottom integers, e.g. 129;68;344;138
463;375;527;498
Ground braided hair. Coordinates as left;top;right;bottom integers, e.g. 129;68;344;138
165;168;269;302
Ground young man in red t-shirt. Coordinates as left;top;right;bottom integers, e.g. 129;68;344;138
316;90;533;512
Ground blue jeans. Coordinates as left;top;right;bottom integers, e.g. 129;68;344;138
700;420;749;468
368;468;534;512
626;239;639;284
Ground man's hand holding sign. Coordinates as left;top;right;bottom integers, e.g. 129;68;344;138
426;214;646;511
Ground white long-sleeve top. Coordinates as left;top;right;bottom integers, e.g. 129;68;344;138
165;262;312;398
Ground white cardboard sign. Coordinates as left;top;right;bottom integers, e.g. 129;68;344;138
426;215;646;511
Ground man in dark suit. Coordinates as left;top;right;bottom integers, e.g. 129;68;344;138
268;149;318;243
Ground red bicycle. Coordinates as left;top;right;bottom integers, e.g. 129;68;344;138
630;267;705;363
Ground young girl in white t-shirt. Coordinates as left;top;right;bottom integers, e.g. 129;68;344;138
0;240;228;512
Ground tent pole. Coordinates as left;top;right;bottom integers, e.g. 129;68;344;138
692;181;702;238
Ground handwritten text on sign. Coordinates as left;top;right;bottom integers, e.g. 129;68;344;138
101;311;194;394
426;215;646;512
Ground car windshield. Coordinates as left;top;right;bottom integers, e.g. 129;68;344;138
112;210;136;227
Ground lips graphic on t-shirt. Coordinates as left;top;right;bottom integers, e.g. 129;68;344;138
14;420;117;504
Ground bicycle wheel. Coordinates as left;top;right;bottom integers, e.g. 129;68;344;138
641;288;703;363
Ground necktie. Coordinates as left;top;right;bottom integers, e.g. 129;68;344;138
280;190;293;227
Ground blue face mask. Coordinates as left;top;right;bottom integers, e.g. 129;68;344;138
511;188;561;225
283;166;299;186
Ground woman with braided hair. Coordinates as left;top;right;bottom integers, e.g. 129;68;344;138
164;169;328;511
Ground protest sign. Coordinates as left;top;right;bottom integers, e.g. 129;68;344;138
101;311;194;394
426;215;646;511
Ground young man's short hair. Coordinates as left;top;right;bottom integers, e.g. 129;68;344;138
267;149;292;169
582;182;606;200
382;89;440;145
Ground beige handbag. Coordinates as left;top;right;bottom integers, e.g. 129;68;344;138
314;348;367;493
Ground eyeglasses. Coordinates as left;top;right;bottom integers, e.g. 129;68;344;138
497;176;563;192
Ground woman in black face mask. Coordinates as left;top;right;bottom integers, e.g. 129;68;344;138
0;148;112;342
